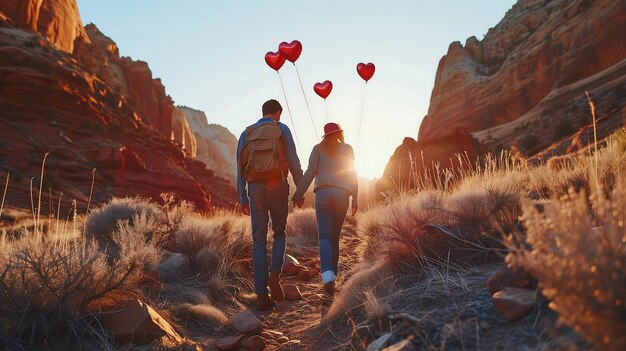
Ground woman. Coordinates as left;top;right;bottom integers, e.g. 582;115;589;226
292;122;358;297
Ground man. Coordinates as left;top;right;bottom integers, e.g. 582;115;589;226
236;99;303;310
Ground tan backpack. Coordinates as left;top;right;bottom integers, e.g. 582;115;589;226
240;121;289;182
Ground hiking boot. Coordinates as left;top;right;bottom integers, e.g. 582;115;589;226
268;271;284;301
323;281;335;298
255;294;276;311
322;281;335;306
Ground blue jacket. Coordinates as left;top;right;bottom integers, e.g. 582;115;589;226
236;117;303;205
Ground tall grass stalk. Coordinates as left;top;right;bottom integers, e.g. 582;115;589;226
0;172;8;221
585;91;599;190
83;168;96;235
29;177;35;231
56;192;63;237
36;153;49;238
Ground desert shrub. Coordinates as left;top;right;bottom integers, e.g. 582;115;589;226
286;208;318;255
359;190;446;266
0;231;153;348
85;197;162;243
506;177;626;349
322;261;394;327
172;213;250;267
359;185;510;272
167;212;252;302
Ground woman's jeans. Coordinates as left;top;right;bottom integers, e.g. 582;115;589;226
248;179;289;294
315;187;350;278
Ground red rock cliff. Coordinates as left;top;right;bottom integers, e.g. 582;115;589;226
419;0;626;141
73;24;173;137
0;10;237;210
0;0;86;53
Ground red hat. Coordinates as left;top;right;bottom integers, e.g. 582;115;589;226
323;122;343;138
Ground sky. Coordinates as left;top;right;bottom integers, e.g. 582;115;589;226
76;0;517;179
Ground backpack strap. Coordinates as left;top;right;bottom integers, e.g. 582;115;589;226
246;121;281;140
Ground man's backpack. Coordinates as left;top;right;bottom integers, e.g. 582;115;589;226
240;121;289;182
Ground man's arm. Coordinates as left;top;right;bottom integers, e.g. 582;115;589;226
280;124;304;185
236;131;249;205
292;146;319;202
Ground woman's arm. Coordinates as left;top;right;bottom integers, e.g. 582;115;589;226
292;146;320;202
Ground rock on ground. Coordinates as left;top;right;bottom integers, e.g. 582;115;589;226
492;287;537;322
226;310;264;336
243;335;266;351
283;284;303;301
383;339;418;351
368;332;392;351
98;298;182;345
215;335;244;350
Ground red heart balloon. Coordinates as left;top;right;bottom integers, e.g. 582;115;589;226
314;80;333;99
278;40;302;63
265;51;286;71
357;62;375;82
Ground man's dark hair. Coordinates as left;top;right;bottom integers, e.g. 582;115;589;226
262;99;282;116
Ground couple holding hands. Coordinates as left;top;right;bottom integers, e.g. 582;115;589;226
237;99;358;310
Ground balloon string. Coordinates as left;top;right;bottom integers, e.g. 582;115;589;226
356;82;367;151
278;71;301;151
324;99;329;121
294;63;319;140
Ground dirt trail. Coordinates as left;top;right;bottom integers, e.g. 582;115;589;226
250;223;361;351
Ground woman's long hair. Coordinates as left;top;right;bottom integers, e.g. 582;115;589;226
320;131;345;156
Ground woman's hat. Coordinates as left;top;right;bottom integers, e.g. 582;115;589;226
323;122;343;138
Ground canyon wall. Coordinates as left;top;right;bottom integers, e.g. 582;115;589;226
0;1;238;210
177;107;238;184
381;0;625;194
419;0;625;140
0;0;86;53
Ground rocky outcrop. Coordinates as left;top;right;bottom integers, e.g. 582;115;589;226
99;299;182;345
382;0;625;192
172;108;198;158
378;129;486;194
177;107;238;184
0;22;236;211
419;0;626;141
73;24;173;137
0;0;87;53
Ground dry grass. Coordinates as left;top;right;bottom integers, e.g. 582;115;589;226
0;190;255;349
321;128;626;350
506;134;626;349
286;208;319;255
155;209;253;319
0;230;152;349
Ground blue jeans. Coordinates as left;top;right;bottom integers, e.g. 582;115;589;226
248;179;289;294
315;187;350;277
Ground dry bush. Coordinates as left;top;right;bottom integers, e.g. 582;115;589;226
359;186;510;272
322;261;394;328
166;211;252;303
286;208;318;255
507;177;626;349
323;129;625;349
171;212;250;270
85;197;162;241
0;232;152;348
